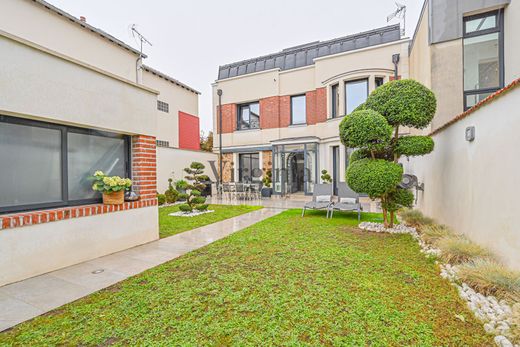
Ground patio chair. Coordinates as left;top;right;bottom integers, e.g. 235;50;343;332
329;183;362;220
301;184;333;217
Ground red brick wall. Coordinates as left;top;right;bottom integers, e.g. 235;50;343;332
280;95;291;127
217;104;237;134
132;135;157;202
305;90;317;125
178;111;201;150
259;96;280;129
316;87;328;123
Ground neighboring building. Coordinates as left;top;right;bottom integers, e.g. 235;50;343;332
405;0;520;270
212;25;409;196
0;0;211;286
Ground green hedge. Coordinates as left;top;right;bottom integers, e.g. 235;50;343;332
395;136;435;157
382;188;415;212
339;109;392;151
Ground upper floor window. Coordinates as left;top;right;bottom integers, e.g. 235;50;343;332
291;95;306;125
157;100;169;113
331;84;339;118
345;79;368;115
463;10;503;110
237;102;260;130
375;77;385;88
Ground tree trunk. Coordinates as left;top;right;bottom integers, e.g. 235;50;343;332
393;126;400;163
389;211;395;228
383;208;389;228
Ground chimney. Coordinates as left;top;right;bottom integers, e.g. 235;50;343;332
79;16;86;22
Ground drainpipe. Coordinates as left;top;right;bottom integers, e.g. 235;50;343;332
392;53;400;80
217;89;223;194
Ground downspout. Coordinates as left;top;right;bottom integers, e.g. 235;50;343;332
392;53;400;80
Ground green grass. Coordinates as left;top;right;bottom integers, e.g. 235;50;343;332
0;210;492;346
159;204;263;238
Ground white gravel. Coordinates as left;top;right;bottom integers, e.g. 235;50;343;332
358;221;518;347
168;210;215;217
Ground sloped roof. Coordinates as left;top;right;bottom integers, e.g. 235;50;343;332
142;65;201;95
218;24;401;80
32;0;144;57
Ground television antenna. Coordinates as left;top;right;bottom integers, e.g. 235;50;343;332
130;24;152;60
387;2;406;37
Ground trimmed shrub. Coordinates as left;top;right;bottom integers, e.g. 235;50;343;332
382;188;414;212
458;259;520;303
339;110;392;151
349;149;370;163
437;236;493;264
364;79;437;129
321;169;332;184
157;194;166;206
399;209;434;227
396;136;435;157
346;159;403;199
196;204;209;212
178;204;193;212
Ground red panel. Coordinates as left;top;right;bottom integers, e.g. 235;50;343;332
178;111;200;150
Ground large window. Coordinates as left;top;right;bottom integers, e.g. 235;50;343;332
0;115;130;214
238;153;260;182
237;102;260;130
463;10;503;110
291;95;306;125
331;84;339;118
345;79;368;115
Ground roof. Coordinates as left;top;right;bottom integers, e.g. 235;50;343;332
218;24;401;80
142;65;201;95
430;77;520;136
32;0;144;57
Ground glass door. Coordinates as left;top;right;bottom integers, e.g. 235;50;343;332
332;146;340;195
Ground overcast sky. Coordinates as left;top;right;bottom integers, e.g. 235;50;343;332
49;0;423;133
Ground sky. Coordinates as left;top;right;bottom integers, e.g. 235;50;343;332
49;0;423;133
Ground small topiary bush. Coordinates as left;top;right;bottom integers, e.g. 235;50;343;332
346;159;403;199
178;162;209;213
395;136;435;157
364;79;437;129
321;169;332;184
339;110;392;152
157;194;166;206
164;178;179;203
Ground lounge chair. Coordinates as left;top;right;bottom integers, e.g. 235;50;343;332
329;183;362;220
301;184;333;217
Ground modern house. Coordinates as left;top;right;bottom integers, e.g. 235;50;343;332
0;0;211;286
212;25;410;196
212;0;520;268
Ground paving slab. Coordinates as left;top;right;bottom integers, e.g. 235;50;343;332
0;207;282;332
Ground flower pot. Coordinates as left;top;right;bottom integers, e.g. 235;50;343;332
261;187;272;198
103;190;124;205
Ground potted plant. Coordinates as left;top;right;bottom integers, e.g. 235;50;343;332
91;171;132;205
321;169;332;184
261;169;272;198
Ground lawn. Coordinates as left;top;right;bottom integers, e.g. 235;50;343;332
159;204;263;238
0;209;492;346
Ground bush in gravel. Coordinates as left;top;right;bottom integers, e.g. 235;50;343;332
399;209;435;227
157;194;166;206
437;236;493;264
458;259;520;303
178;162;209;212
340;80;436;228
420;224;453;244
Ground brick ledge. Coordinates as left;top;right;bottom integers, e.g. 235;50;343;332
1;199;157;231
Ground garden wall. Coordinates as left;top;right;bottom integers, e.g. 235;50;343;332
405;81;520;270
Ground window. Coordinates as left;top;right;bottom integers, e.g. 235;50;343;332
157;100;169;113
156;140;170;148
237;102;260;130
345;79;368;115
0;115;130;214
238;153;260;182
463;10;503;110
375;77;385;88
291;95;306;125
331;84;339;118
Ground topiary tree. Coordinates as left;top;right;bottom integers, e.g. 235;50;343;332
178;162;209;212
321;169;332;184
342;79;436;227
164;178;179;204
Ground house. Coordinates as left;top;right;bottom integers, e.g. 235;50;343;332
212;25;410;196
0;0;211;286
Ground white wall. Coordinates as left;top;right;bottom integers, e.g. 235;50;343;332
405;86;520;270
0;207;158;286
0;33;157;136
157;147;217;193
504;0;520;83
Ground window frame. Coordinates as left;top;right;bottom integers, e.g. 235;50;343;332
463;9;504;110
375;77;385;88
290;94;307;125
331;84;339;118
344;78;369;115
157;100;169;113
0;115;131;214
238;152;260;182
236;102;260;131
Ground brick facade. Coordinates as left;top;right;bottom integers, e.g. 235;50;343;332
217;87;329;133
1;134;158;231
262;151;272;172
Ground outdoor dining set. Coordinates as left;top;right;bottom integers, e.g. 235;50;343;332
216;182;263;200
